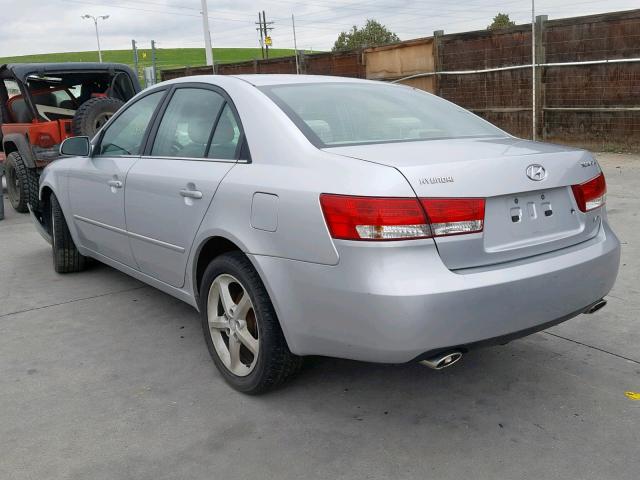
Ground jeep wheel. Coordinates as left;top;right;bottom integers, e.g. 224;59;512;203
71;97;124;137
5;151;38;213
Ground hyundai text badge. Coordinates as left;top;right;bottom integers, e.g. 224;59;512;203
526;164;547;181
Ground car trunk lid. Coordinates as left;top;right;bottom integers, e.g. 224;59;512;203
325;137;604;269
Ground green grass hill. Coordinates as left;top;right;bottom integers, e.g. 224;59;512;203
0;47;297;73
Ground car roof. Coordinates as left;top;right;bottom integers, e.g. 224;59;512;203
154;74;376;92
231;74;371;86
0;62;136;83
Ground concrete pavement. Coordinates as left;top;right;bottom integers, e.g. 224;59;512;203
0;153;638;479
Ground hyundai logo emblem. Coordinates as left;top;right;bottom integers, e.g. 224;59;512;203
526;164;547;181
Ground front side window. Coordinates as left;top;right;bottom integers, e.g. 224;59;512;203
98;90;164;156
151;88;225;158
261;82;506;147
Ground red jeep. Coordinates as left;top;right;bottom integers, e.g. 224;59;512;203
0;63;141;212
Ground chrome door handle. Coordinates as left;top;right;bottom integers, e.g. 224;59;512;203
107;180;123;188
179;189;203;199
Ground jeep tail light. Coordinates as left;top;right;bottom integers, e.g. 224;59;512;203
319;194;485;241
36;133;55;148
319;194;431;240
421;198;485;236
571;172;606;212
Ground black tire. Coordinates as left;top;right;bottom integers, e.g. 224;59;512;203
50;194;86;273
71;97;124;137
4;151;38;213
199;251;302;394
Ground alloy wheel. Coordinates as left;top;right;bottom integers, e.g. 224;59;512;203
206;274;260;377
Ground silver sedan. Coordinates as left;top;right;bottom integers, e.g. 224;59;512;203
32;75;620;393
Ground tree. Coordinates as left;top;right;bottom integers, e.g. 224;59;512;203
487;13;516;30
333;19;400;51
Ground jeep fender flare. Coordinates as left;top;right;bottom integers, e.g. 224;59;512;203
2;134;37;169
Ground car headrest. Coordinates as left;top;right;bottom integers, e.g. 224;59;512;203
9;98;33;123
187;117;212;145
215;114;235;143
32;92;57;107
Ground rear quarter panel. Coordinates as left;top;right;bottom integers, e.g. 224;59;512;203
189;77;418;268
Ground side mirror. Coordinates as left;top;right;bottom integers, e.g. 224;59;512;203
60;136;91;157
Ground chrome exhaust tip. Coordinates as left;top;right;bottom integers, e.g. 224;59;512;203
419;351;463;370
585;299;607;314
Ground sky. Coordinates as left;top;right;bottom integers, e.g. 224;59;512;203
1;0;638;57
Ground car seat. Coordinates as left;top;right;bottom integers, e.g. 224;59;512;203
10;92;57;123
9;98;33;123
58;99;75;111
177;106;213;158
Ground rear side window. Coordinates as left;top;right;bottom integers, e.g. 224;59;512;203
151;88;225;158
207;104;241;160
98;91;164;156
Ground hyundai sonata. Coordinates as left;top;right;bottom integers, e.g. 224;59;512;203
31;75;620;393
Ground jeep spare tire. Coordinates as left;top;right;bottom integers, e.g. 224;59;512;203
71;97;124;137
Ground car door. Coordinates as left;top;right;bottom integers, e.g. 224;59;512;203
124;84;246;287
67;89;166;266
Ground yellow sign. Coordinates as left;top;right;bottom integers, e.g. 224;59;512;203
142;51;147;59
265;36;272;47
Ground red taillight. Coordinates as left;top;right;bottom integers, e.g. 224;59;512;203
36;133;55;148
420;198;485;236
319;194;430;241
571;173;606;212
319;194;485;241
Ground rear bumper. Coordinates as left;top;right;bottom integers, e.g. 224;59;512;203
250;221;620;363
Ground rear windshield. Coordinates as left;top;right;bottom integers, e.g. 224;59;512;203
260;82;506;147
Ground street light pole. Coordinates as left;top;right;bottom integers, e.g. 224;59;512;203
200;0;215;73
82;14;110;63
292;14;299;74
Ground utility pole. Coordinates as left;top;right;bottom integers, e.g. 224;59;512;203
256;12;265;59
255;12;274;60
531;0;536;141
292;14;299;74
151;40;157;84
263;11;274;60
132;39;139;77
200;0;215;73
263;10;269;60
